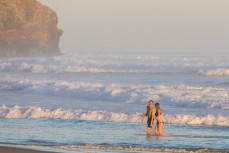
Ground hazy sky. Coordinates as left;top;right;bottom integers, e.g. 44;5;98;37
39;0;229;55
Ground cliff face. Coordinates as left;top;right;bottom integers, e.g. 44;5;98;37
0;0;63;57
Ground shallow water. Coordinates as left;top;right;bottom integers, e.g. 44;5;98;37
0;119;228;152
0;53;228;152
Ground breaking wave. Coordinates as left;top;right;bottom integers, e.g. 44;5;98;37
0;105;228;126
198;69;229;76
0;62;128;73
1;78;229;110
1;54;229;74
1;78;228;110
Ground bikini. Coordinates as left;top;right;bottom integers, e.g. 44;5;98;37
155;110;164;125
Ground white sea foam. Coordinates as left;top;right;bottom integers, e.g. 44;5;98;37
57;145;227;153
0;105;228;126
198;69;229;76
1;144;225;153
0;78;229;110
164;114;229;126
0;62;120;73
0;54;229;74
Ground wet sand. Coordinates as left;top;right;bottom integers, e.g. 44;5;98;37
0;146;61;153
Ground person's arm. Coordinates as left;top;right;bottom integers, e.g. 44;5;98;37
141;115;147;123
141;107;148;123
141;111;148;123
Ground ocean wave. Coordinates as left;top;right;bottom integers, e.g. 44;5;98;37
0;55;163;74
0;61;188;74
0;78;229;110
1;55;229;74
198;69;229;76
0;62;124;73
0;105;228;126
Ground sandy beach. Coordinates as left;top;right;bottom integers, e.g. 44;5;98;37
0;146;60;153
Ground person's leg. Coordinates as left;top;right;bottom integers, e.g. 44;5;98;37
158;123;169;136
158;123;163;135
146;119;153;134
150;126;156;135
146;127;152;134
154;123;158;135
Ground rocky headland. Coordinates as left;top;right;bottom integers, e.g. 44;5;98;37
0;0;63;57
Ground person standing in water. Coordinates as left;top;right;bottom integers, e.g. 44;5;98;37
154;103;169;136
141;100;155;134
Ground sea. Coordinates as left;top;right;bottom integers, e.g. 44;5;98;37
0;52;228;153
